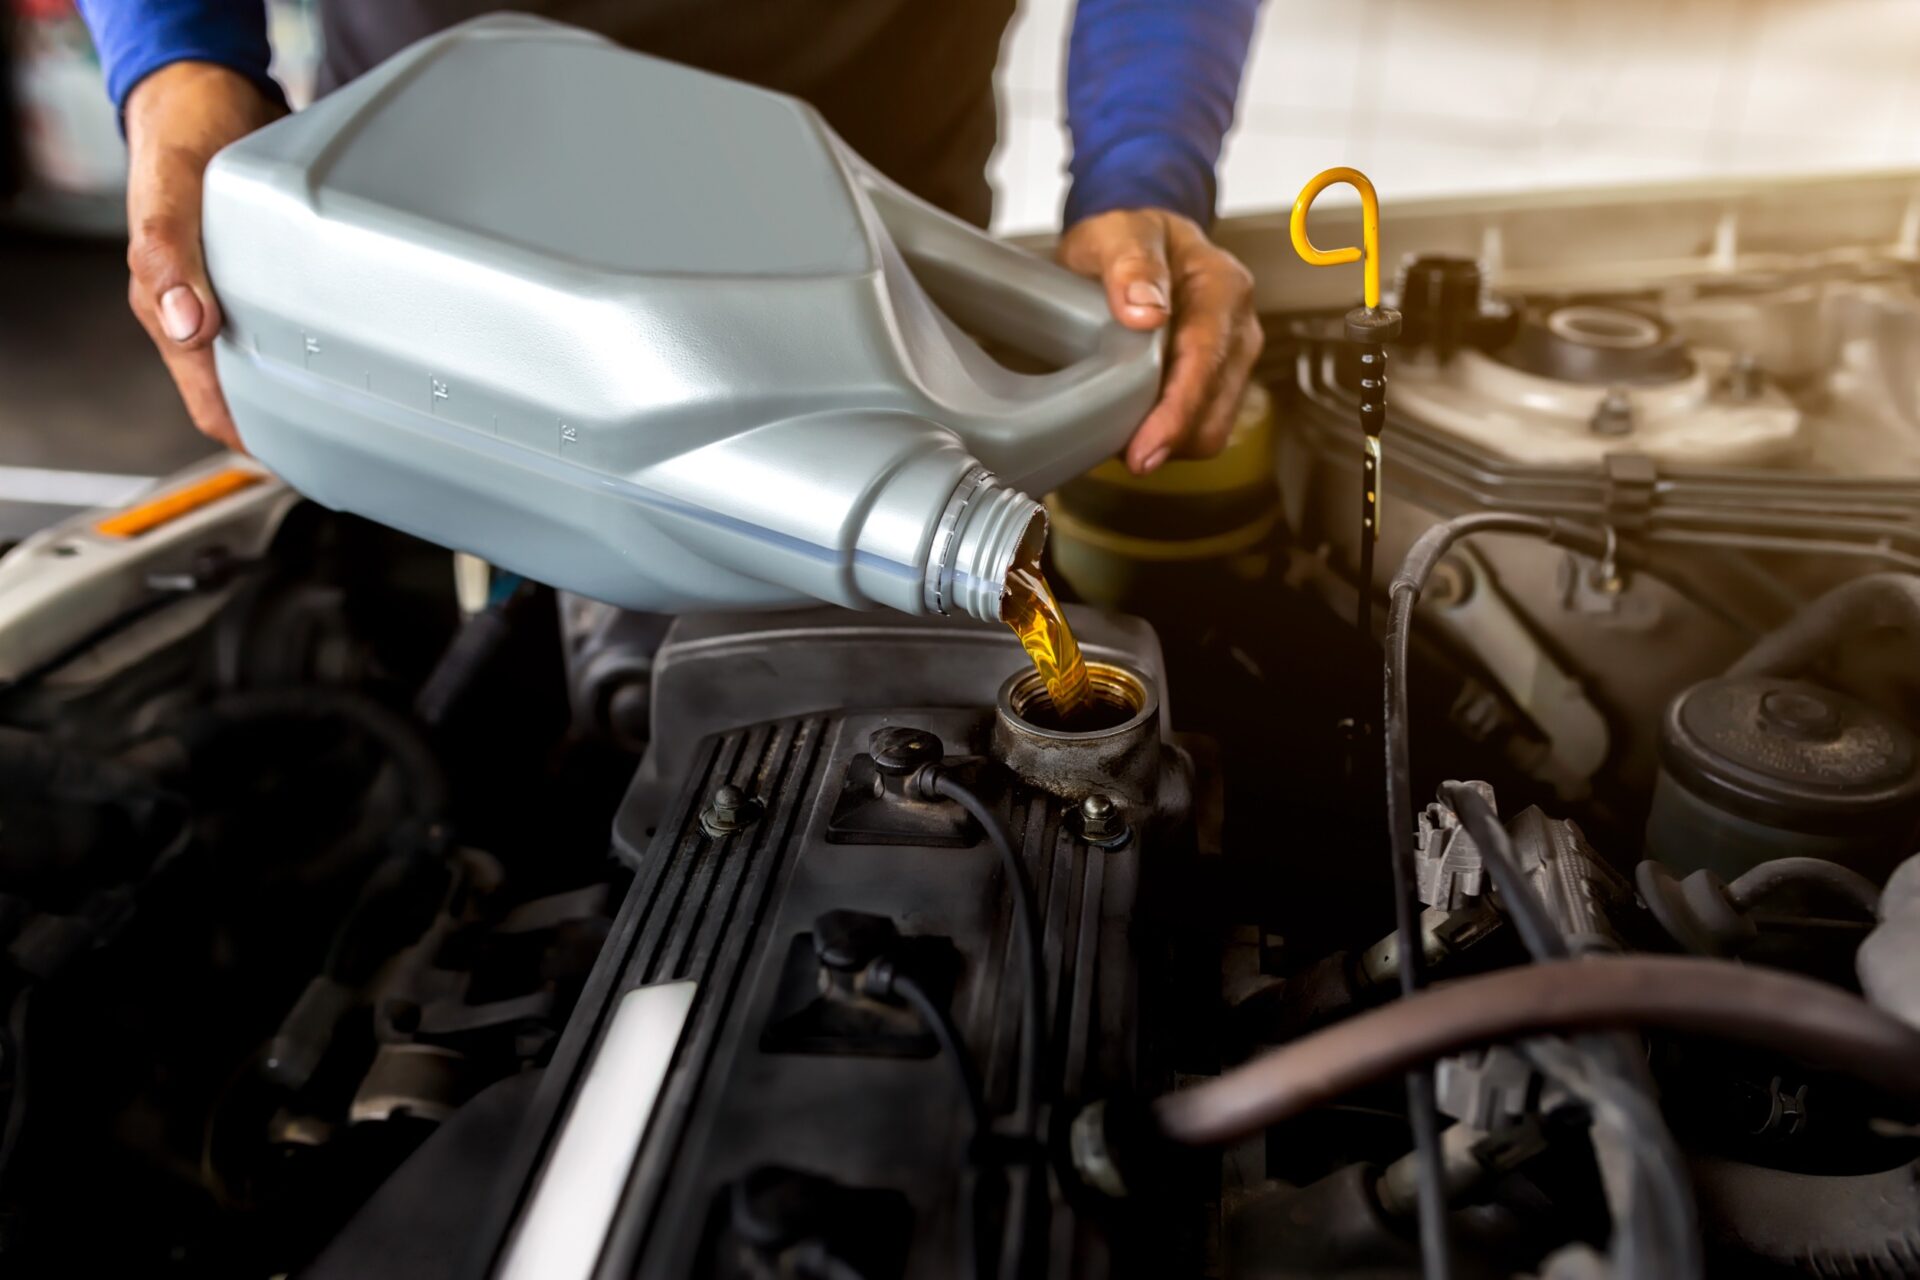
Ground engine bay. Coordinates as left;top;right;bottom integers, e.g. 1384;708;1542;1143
2;173;1920;1278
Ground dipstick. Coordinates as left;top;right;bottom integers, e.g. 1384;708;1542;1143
1290;168;1402;643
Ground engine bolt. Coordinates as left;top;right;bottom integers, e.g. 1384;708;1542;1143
701;783;762;838
1079;793;1130;847
1589;386;1634;436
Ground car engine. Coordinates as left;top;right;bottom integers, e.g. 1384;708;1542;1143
2;174;1919;1279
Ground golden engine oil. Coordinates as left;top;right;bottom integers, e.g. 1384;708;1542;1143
1002;559;1090;721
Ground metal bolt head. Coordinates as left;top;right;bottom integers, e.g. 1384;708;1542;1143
701;783;761;837
1079;793;1127;845
1589;387;1634;437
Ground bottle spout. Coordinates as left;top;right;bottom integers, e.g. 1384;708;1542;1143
924;467;1046;625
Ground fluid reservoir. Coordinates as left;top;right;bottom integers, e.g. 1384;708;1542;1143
1647;676;1920;881
1046;383;1279;610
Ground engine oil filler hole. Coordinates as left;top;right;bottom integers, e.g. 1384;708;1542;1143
1004;662;1147;734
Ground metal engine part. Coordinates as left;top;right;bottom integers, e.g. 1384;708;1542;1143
598;604;1171;830
1391;306;1803;470
1416;783;1636;954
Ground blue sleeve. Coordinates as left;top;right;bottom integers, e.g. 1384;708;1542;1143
1064;0;1260;228
75;0;285;114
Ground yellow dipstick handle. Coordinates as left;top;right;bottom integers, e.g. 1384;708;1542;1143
1289;167;1382;310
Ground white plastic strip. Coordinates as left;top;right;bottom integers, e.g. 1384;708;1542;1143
0;466;154;510
499;980;697;1280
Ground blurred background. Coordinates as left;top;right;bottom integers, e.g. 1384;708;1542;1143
993;0;1920;233
6;0;1920;534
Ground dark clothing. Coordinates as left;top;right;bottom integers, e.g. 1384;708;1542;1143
315;0;1014;225
78;0;1259;229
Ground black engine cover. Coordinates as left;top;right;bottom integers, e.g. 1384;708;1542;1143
494;697;1167;1278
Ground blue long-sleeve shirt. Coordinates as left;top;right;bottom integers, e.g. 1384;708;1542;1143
77;0;1257;228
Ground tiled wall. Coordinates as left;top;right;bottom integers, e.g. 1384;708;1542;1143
990;0;1920;234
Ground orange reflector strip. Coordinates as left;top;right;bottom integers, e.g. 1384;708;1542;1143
94;468;264;539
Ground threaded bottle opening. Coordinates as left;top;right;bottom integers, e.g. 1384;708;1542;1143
925;469;1046;624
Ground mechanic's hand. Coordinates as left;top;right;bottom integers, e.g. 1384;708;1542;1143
124;62;284;451
1057;209;1263;474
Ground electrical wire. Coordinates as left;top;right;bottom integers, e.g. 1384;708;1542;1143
1381;512;1608;1279
928;772;1044;1139
1149;953;1920;1147
887;969;990;1141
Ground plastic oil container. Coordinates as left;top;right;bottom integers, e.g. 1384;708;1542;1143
202;14;1160;625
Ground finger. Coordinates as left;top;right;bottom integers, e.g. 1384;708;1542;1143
159;343;245;451
1188;313;1266;458
1124;298;1232;473
1164;238;1259;457
1057;211;1172;331
130;278;243;449
126;187;222;351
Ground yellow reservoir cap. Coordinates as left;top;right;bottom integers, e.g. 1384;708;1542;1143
1046;384;1279;601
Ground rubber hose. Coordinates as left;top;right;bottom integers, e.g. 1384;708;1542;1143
414;604;515;729
1728;855;1881;916
1729;572;1920;679
1152;955;1920;1147
181;687;449;819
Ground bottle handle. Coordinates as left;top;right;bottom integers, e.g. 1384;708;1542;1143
858;170;1162;477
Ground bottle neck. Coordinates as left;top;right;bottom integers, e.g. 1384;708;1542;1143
924;467;1046;625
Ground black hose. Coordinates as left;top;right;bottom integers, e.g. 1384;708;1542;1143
1438;783;1569;963
413;582;528;729
1729;571;1920;679
890;969;990;1140
1382;512;1608;1279
1151;954;1920;1147
180;687;450;820
929;772;1044;1138
1400;1067;1450;1278
1728;856;1881;916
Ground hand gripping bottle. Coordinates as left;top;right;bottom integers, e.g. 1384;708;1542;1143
202;15;1160;623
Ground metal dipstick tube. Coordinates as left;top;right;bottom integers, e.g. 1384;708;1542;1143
1290;167;1403;643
